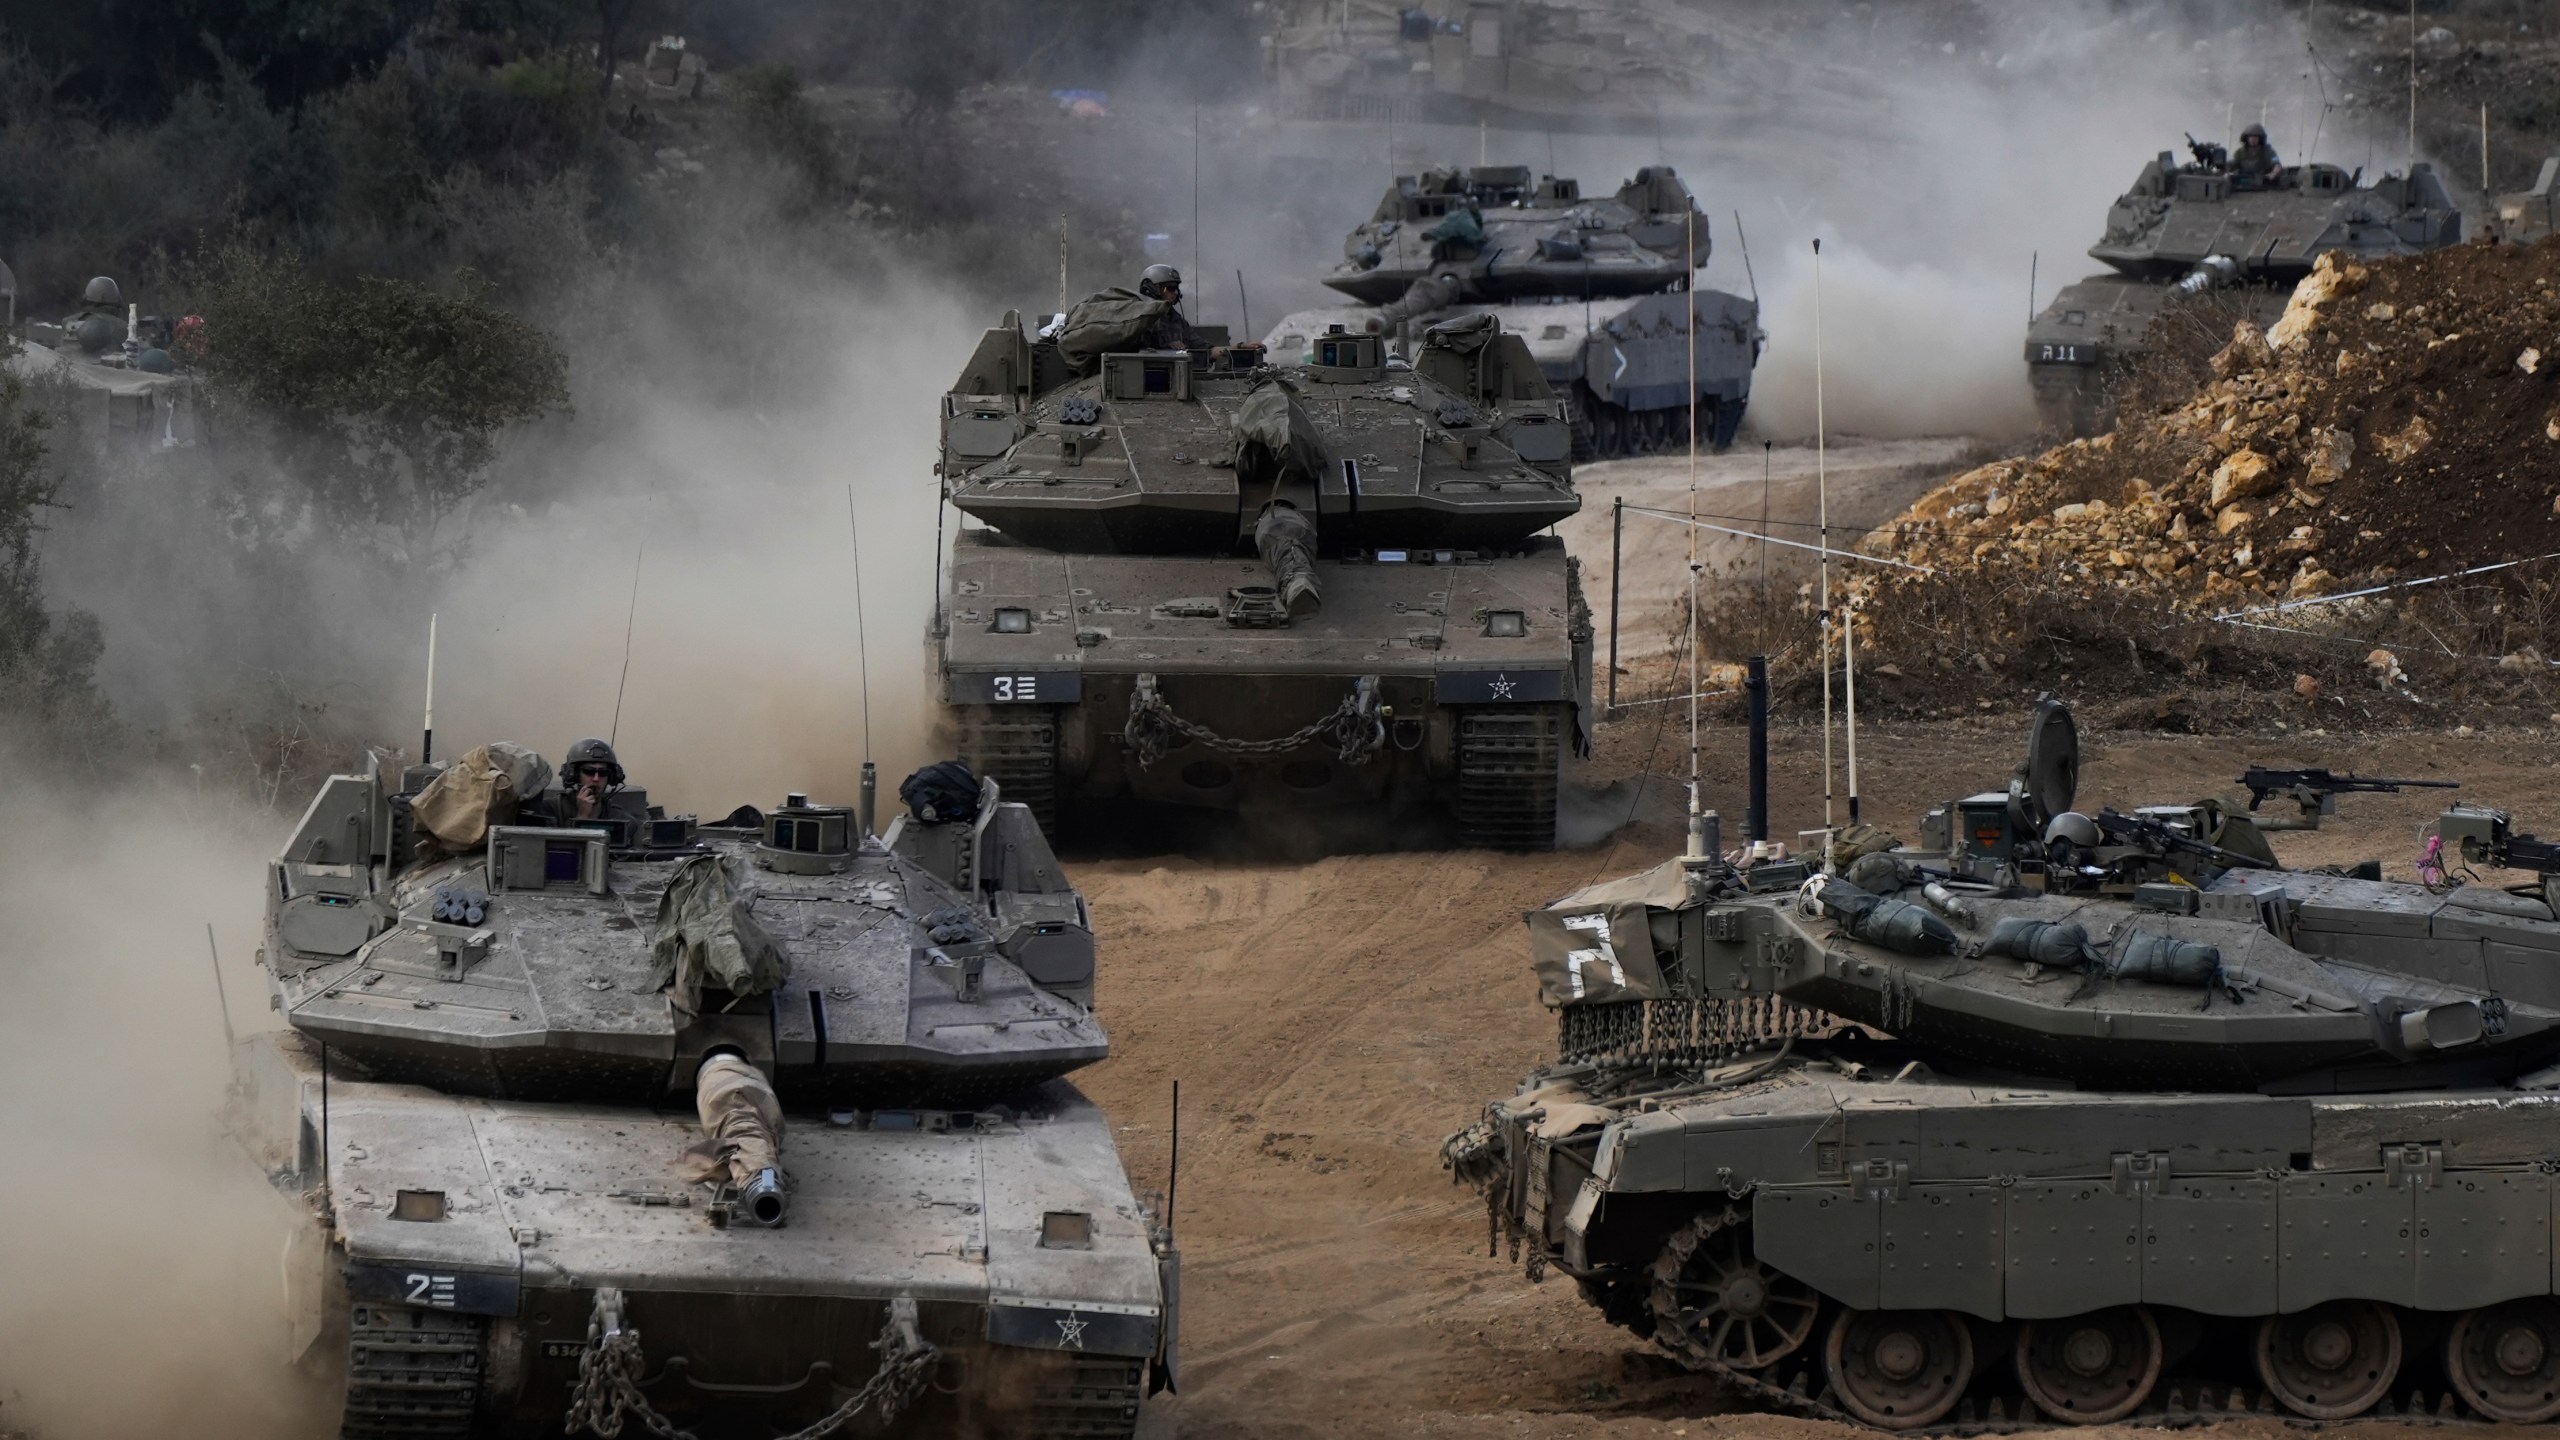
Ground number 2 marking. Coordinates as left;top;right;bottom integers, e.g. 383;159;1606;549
405;1272;458;1308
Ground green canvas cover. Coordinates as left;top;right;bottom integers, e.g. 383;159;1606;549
1230;380;1331;485
1526;857;1693;1007
650;853;790;1018
1058;286;1173;368
1422;310;1501;355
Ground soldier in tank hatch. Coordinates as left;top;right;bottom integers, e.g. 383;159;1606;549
2233;123;2282;182
551;736;644;823
1134;263;1204;351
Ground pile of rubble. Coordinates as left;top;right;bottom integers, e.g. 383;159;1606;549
1866;239;2560;609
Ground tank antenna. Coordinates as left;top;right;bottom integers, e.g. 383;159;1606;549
1190;100;1202;320
608;541;644;748
204;922;236;1051
1683;206;1705;861
420;611;437;765
2406;0;2417;177
1732;209;1758;306
1814;237;1834;835
2027;250;2038;324
1235;268;1252;345
1056;212;1069;322
847;484;877;839
1166;1078;1181;1232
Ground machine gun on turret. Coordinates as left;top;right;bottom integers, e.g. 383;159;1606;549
2183;132;2230;171
2240;765;2459;830
2092;806;2277;877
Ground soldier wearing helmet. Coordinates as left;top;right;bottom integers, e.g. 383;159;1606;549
2232;123;2282;183
1134;263;1203;351
553;737;637;824
67;275;126;355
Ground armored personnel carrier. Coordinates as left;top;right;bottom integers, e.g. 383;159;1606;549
2028;138;2461;434
233;746;1174;1438
1451;703;2560;1427
937;304;1590;849
1264;164;1760;458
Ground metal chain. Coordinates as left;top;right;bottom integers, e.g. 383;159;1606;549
563;1291;937;1440
1122;676;1385;767
1555;995;1835;1068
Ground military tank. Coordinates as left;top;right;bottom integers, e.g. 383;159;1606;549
1263;164;1760;459
2028;137;2461;434
937;302;1590;849
232;745;1175;1438
1450;702;2560;1428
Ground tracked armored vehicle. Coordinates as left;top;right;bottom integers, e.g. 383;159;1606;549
1452;703;2560;1428
234;747;1174;1439
1264;164;1760;458
2028;138;2460;434
937;306;1590;849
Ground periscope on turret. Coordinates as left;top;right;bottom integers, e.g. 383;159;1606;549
2026;135;2461;434
232;744;1175;1439
935;281;1592;850
1263;164;1762;460
1451;700;2560;1428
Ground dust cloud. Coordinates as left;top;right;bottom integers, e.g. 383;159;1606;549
0;771;325;1439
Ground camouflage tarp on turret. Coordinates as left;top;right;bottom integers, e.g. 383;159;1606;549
1057;287;1173;369
649;852;790;1016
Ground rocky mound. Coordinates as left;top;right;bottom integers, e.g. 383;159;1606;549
1868;239;2560;606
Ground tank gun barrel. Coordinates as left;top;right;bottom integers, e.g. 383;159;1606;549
696;1054;788;1227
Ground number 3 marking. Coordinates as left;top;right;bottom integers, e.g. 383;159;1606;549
993;676;1015;700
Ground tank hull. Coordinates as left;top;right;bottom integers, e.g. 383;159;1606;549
1470;1052;2560;1427
939;536;1589;848
234;1032;1172;1440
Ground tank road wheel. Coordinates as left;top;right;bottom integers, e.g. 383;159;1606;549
1594;403;1625;458
2014;1306;2163;1425
341;1303;484;1439
1648;1210;1821;1372
2445;1297;2560;1423
1822;1309;1975;1430
2254;1300;2402;1419
954;704;1061;835
1453;706;1564;850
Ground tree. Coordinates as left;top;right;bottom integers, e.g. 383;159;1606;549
190;239;571;566
0;355;111;746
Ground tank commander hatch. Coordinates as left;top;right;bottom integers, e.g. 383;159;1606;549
2232;122;2282;183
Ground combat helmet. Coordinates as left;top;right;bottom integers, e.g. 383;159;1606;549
559;736;625;788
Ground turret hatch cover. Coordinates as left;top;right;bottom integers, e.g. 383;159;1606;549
2009;697;2080;832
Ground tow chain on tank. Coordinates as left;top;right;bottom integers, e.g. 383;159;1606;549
563;1289;938;1440
1556;995;1836;1067
1121;674;1384;766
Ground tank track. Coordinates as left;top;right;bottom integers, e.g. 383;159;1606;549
1640;1207;2509;1436
339;1302;485;1439
955;704;1061;835
1023;1353;1147;1439
1454;705;1565;850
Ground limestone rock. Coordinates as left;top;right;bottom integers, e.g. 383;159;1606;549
2375;415;2434;464
2215;505;2252;535
2302;426;2355;487
2208;449;2278;508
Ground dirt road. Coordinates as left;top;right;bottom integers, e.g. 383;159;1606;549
1075;710;2560;1438
1559;439;1975;672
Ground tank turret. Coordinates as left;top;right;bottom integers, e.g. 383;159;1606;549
1451;702;2560;1428
2027;138;2462;434
937;300;1590;848
235;749;1174;1438
1271;163;1761;459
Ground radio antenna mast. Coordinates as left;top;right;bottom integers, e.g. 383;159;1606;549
609;542;644;747
847;484;878;838
420;612;437;764
1684;206;1705;860
1814;237;1834;834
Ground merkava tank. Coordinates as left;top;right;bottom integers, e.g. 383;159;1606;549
1451;701;2560;1428
2028;137;2461;434
936;301;1590;849
1262;164;1760;459
231;744;1175;1438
